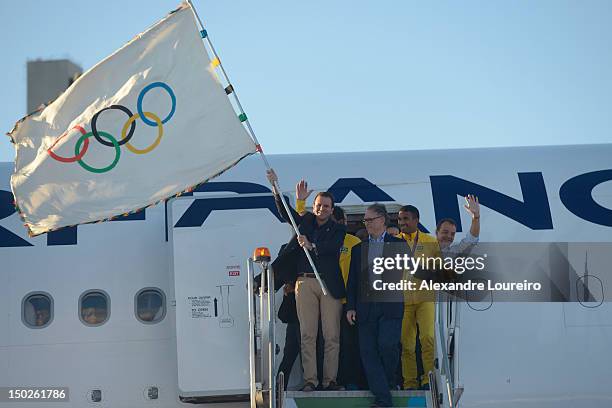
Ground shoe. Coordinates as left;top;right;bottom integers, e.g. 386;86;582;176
419;382;430;391
300;382;316;392
404;382;420;390
345;383;359;391
370;401;392;407
324;381;345;391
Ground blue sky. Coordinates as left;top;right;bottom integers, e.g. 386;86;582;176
1;0;611;163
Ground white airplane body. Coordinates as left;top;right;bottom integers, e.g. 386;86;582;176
1;143;611;407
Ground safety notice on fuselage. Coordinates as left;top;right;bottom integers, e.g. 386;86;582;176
187;296;213;318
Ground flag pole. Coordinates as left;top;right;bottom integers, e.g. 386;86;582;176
186;0;328;296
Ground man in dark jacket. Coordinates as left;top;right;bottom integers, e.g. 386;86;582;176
267;169;346;392
346;203;406;407
254;250;300;389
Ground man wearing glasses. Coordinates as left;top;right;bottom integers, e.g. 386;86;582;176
346;204;406;407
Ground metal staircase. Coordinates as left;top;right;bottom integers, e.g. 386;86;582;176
246;256;464;408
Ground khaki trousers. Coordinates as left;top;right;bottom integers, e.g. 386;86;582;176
295;277;342;387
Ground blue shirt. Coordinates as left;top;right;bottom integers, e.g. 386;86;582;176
442;232;479;258
368;231;386;285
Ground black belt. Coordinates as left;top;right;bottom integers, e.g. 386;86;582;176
298;272;324;278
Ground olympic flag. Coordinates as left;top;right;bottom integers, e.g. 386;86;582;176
7;3;257;236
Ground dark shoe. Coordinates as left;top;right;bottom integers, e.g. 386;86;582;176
324;381;345;391
419;382;430;391
300;382;316;392
345;383;359;391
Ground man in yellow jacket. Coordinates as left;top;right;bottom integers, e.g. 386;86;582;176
397;205;441;390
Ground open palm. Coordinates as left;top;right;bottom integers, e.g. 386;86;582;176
296;179;313;201
463;194;480;218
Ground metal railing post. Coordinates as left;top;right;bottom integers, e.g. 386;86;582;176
247;258;257;408
266;264;276;408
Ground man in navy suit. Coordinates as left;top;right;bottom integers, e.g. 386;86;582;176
346;203;406;407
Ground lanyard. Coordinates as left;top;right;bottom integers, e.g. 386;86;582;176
407;230;420;257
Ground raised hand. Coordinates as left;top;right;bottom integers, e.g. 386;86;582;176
296;179;313;201
463;194;480;219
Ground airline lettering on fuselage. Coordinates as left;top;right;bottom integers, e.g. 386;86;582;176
174;182;286;228
559;169;612;227
1;171;611;247
0;189;31;247
327;178;394;202
431;173;553;232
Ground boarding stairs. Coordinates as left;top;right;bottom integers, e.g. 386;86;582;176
246;255;464;408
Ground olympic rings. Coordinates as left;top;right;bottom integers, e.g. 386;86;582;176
47;125;88;163
91;105;136;146
124;112;163;155
46;81;176;174
75;131;121;174
137;82;176;126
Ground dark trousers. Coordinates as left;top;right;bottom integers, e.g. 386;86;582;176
278;321;325;388
338;312;367;388
358;303;402;407
279;322;301;388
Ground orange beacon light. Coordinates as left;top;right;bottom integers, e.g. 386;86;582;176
253;247;271;263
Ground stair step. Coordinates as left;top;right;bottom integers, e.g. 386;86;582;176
284;390;430;407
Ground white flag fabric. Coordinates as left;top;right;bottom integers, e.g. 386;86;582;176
8;3;256;236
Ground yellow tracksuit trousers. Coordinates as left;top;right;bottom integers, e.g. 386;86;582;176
401;302;435;389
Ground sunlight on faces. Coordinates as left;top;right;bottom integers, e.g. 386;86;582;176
364;208;386;237
398;211;418;234
313;195;333;223
436;221;457;249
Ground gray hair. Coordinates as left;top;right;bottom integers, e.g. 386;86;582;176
366;203;390;225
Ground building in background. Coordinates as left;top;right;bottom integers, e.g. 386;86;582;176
26;59;81;113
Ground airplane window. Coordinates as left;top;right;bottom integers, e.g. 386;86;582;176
79;290;110;326
135;288;166;324
22;292;53;328
576;275;604;308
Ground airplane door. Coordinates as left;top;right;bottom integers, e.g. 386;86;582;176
169;195;290;401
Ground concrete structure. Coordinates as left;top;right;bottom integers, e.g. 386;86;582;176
26;59;82;113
